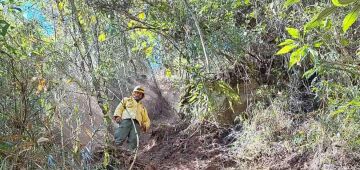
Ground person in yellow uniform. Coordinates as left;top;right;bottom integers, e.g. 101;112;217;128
113;86;150;151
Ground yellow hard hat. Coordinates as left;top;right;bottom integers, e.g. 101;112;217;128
133;85;145;93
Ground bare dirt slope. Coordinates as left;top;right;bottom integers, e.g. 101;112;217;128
137;121;237;170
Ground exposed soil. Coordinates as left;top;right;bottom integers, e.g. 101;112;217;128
138;121;237;170
93;120;237;170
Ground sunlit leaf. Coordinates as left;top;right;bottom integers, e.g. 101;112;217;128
305;6;337;31
138;12;145;20
276;44;298;55
278;39;295;46
128;20;136;28
103;152;110;167
189;93;198;103
332;0;356;6
289;46;308;68
165;68;172;77
284;0;300;8
286;27;300;39
349;99;360;107
342;5;360;32
314;41;323;48
98;33;106;42
58;1;64;11
304;20;321;31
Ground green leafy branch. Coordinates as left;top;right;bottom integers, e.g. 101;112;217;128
330;96;360;118
277;0;360;69
305;0;360;33
275;27;310;69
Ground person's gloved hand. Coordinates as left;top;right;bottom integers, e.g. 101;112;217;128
114;116;122;123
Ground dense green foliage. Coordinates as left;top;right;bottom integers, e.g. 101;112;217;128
0;0;359;169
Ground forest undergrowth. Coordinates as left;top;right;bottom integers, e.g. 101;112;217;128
0;0;359;169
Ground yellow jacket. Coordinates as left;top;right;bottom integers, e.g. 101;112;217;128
113;97;150;131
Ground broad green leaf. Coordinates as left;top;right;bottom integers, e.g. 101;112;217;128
342;5;360;32
98;33;106;42
276;44;298;55
289;46;307;68
245;0;251;5
332;0;356;6
304;21;321;31
314;6;337;21
286;27;300;39
308;48;319;64
278;39;295;46
284;0;300;8
249;11;255;18
0;20;10;36
306;6;337;30
349;98;360;107
314;41;323;48
138;12;145;20
332;0;347;6
303;68;317;79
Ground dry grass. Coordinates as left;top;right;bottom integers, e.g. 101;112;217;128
230;91;360;169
